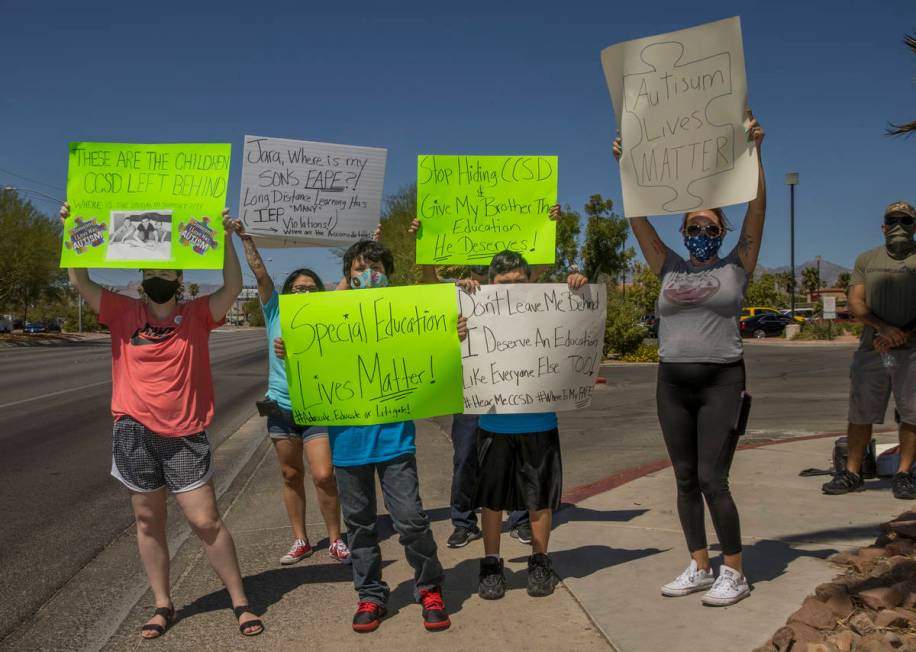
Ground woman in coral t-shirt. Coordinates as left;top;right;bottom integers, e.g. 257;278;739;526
60;203;264;639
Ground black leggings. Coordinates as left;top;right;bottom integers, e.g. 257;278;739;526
657;360;745;556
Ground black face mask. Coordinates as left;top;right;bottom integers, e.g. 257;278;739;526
141;277;180;304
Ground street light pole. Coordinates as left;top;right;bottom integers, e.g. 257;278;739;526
785;172;799;317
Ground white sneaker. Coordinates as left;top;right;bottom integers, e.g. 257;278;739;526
661;560;715;596
701;565;750;606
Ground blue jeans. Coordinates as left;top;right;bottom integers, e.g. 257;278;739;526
450;414;528;530
335;454;443;604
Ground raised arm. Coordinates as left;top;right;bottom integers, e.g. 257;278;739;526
736;111;766;274
612;135;667;275
234;222;274;304
208;210;244;322
59;202;103;313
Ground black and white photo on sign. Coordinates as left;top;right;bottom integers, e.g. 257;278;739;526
106;210;173;261
458;283;607;414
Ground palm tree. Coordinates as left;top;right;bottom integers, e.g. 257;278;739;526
887;34;916;136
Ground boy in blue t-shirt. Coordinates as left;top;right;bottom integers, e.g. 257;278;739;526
469;250;588;600
276;239;466;634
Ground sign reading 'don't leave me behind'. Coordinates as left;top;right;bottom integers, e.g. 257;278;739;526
459;283;607;414
600;16;759;218
239;135;387;247
279;284;464;427
61;142;231;269
415;155;557;265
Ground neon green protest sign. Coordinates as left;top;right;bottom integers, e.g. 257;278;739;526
61;142;231;269
415;155;558;265
280;284;464;426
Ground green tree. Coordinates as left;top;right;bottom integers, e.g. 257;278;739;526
604;290;646;356
377;184;423;286
887;34;916;136
745;273;784;307
774;271;795;296
0;190;66;321
801;266;821;296
242;298;265;327
581;194;632;282
539;204;581;281
836;272;851;290
627;262;661;314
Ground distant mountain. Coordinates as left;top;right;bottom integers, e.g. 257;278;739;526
757;259;852;287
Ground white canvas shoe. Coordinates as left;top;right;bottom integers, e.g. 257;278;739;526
661;560;715;597
701;565;750;606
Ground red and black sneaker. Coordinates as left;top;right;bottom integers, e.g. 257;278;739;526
352;601;386;633
419;588;451;632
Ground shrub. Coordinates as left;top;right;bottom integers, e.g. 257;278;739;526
242;298;265;327
604;290;646;356
621;343;659;363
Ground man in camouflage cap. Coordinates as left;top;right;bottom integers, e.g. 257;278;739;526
824;201;916;499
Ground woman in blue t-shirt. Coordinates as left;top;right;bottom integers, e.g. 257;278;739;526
235;223;350;567
613;111;766;607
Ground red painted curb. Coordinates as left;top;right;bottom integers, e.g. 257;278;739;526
561;427;898;505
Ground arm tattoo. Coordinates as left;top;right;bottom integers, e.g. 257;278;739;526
241;238;268;278
738;230;754;256
651;238;666;256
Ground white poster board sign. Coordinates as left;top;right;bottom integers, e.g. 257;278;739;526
458;283;607;414
600;17;758;218
239;135;387;247
822;296;837;320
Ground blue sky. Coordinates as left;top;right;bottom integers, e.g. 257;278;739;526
1;0;913;287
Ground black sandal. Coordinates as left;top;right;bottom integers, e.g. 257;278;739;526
233;605;264;637
140;605;175;639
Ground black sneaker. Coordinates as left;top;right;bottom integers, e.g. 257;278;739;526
352;601;386;633
419;587;451;631
478;557;506;600
510;522;533;544
893;472;916;500
822;470;865;495
527;553;558;597
447;525;482;549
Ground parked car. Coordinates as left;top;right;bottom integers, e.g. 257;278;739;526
13;319;23;330
740;313;797;339
46;320;62;332
640;313;659;338
23;321;47;334
742;305;804;324
0;317;11;333
780;307;815;321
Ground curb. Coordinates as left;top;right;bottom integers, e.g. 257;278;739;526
0;413;268;652
561;428;898;506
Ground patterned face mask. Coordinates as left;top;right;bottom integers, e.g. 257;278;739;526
350;268;389;289
683;234;723;262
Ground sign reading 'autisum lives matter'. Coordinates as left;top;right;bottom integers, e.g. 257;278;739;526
600;17;758;218
239;135;387;247
459;283;607;414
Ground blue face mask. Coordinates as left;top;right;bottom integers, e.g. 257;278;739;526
350;268;389;289
684;234;723;262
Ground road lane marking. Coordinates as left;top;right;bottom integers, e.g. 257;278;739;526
0;379;111;410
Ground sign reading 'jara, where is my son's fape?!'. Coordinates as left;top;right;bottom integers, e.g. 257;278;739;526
61;142;231;269
459;283;607;414
600;16;758;218
280;284;464;426
415;155;557;265
239;135;387;247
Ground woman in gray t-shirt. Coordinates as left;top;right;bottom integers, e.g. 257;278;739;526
612;111;766;607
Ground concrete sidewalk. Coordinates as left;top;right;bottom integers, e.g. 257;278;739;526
549;434;905;652
96;425;907;652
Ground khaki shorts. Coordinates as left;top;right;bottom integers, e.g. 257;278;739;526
849;348;916;425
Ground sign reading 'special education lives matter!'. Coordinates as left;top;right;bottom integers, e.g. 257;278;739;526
61;142;231;269
600;16;759;218
415;155;557;265
459;283;607;414
279;284;464;427
239;135;387;247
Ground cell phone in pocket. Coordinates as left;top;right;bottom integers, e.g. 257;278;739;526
734;391;752;437
256;399;282;418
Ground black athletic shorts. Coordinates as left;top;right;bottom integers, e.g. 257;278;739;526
474;427;562;512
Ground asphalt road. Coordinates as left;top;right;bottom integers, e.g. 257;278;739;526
0;329;268;640
0;337;871;645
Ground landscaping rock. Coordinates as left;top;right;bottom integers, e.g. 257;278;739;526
850;611;877;636
789;622;823;648
859;587;904;610
815;583;849;601
825;592;855;618
875;609;911;628
772;626;795;652
857;633;897;651
790;596;839;630
825;630;859;652
806;643;839;652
